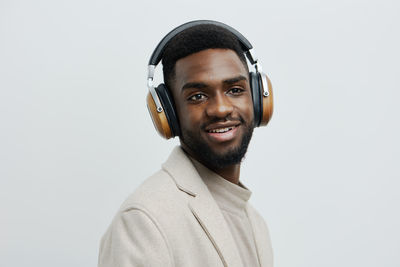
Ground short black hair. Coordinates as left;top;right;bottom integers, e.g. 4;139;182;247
161;24;248;90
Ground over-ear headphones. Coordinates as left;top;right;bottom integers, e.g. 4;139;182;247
146;20;274;139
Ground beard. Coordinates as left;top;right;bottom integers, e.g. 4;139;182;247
180;116;254;170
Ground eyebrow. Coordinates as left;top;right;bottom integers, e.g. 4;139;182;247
181;82;208;91
222;75;247;85
181;75;247;92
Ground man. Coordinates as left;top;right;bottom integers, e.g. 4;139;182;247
99;21;274;267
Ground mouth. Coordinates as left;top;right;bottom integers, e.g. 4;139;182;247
207;126;236;133
205;124;240;143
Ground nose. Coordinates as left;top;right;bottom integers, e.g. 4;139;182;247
205;91;234;119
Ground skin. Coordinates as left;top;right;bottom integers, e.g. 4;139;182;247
170;49;254;184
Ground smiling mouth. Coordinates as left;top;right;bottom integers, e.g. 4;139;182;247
207;126;236;133
205;125;240;143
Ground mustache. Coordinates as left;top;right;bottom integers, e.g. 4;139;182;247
200;115;245;130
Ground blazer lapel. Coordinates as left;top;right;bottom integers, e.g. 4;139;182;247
162;147;243;267
189;194;243;267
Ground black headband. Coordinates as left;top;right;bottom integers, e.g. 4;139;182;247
148;20;254;66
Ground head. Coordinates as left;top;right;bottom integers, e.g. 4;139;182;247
161;24;255;170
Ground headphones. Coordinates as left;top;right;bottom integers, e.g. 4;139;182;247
146;20;274;139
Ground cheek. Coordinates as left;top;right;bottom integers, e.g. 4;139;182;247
177;104;203;129
236;96;254;120
172;96;192;128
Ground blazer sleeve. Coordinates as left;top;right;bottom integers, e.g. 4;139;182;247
98;207;173;267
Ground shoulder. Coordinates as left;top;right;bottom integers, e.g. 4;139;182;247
99;169;183;267
99;199;175;266
118;169;189;216
246;202;271;233
121;169;177;208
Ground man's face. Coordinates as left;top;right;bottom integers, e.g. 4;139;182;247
171;48;255;169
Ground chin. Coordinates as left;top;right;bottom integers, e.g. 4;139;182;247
181;126;254;169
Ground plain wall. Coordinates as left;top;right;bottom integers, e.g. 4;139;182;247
1;0;399;266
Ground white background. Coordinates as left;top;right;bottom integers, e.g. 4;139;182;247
1;0;399;266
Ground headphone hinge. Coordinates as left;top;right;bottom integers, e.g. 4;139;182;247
147;65;156;79
246;48;258;65
255;62;270;97
147;65;164;113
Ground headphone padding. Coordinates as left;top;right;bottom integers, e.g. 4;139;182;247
155;84;180;137
250;72;262;126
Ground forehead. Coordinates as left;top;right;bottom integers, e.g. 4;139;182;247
173;49;248;88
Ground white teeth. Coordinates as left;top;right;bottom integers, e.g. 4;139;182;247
208;127;233;133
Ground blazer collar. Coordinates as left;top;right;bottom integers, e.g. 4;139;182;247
162;146;243;267
162;146;205;197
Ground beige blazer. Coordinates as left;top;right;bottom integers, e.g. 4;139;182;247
98;147;273;267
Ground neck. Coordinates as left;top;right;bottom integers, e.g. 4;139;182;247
212;164;241;185
180;145;241;184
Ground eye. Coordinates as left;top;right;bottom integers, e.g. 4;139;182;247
228;87;245;95
188;93;207;102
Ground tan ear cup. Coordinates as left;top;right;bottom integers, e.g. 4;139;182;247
259;74;274;126
146;93;173;139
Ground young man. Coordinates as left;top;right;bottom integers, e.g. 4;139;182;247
99;21;273;267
